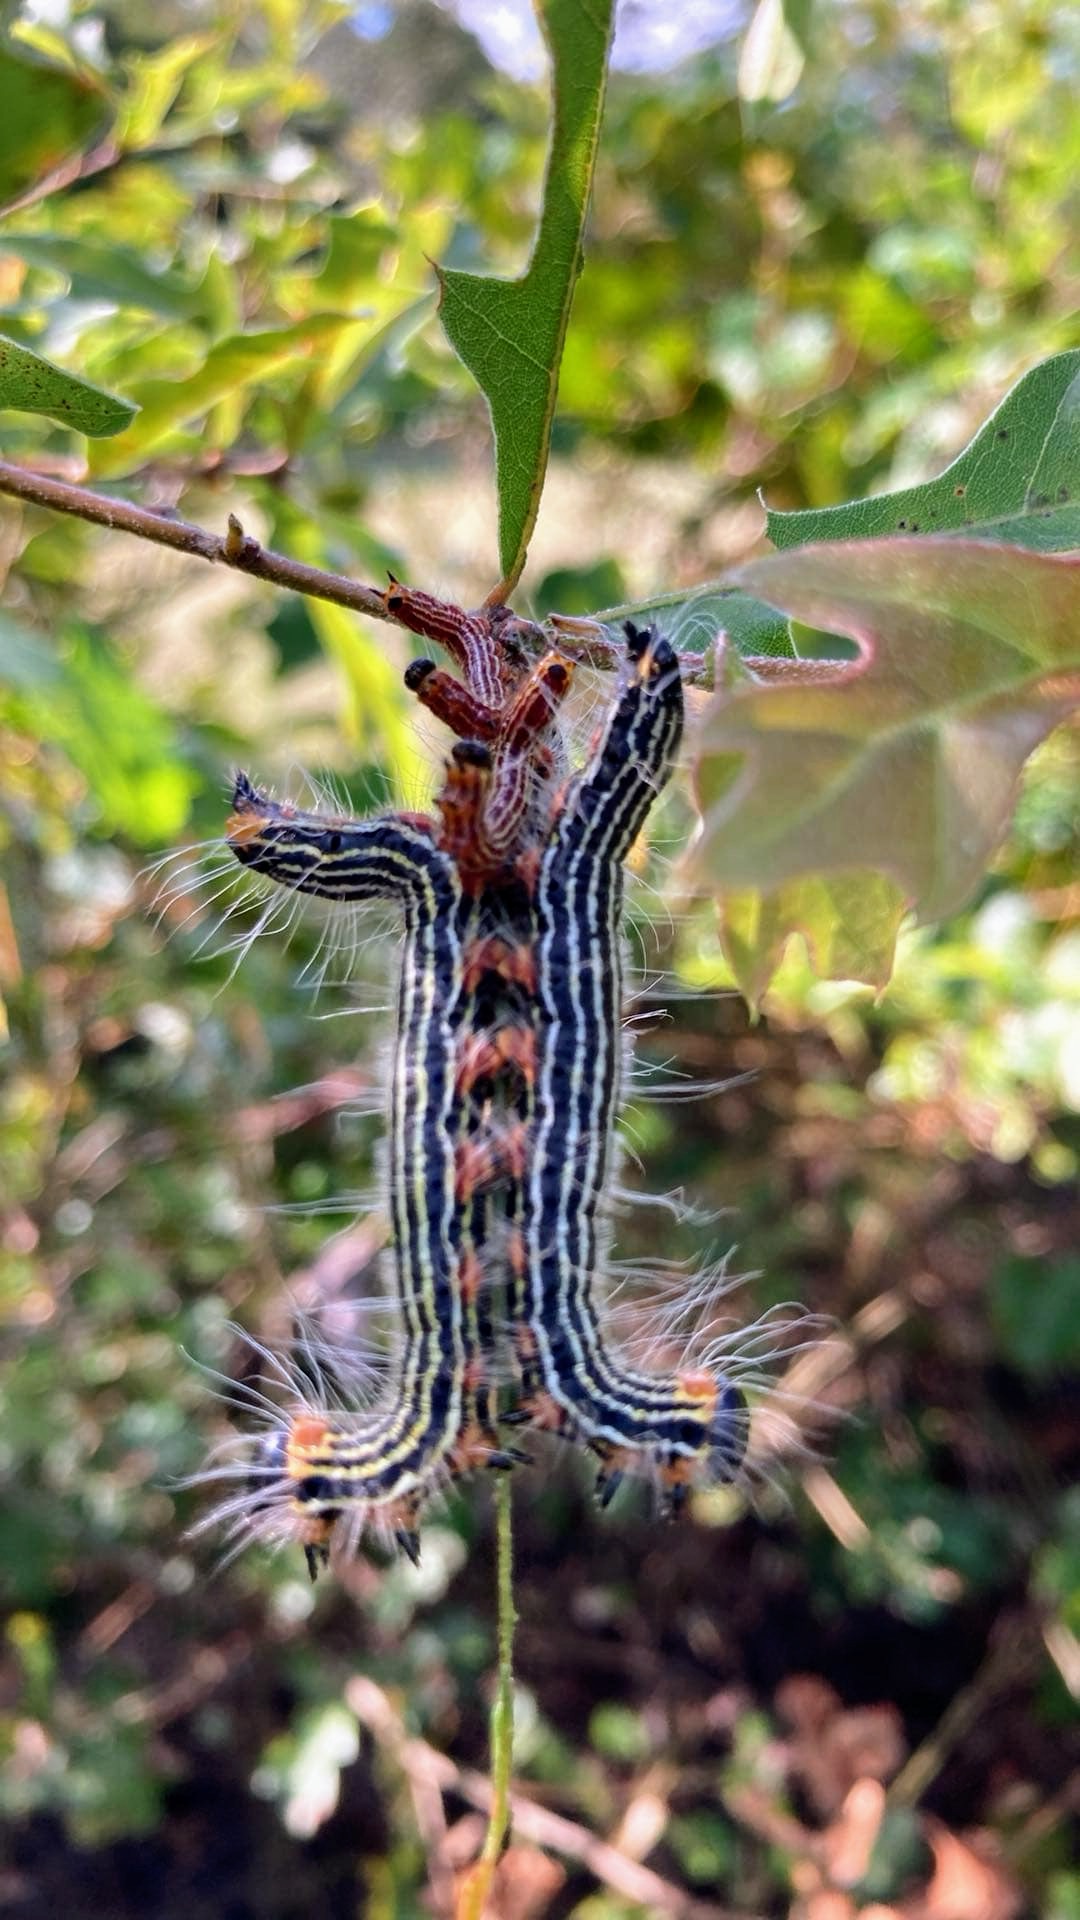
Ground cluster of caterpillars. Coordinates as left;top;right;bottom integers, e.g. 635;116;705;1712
219;584;748;1579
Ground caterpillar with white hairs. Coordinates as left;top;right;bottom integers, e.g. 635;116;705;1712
196;587;757;1575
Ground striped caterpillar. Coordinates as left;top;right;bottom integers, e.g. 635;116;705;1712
201;590;752;1575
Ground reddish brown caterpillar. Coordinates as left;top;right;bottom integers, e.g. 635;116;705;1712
198;587;763;1574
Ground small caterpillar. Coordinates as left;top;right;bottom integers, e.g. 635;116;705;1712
198;591;754;1574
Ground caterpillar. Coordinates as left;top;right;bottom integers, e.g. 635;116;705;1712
198;590;753;1575
514;621;747;1513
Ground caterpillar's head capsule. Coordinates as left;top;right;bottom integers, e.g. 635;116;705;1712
239;1416;343;1579
225;772;353;891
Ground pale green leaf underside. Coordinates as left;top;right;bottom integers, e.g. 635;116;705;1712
588;350;1080;1000
692;538;1080;929
718;871;906;1009
0;334;137;437
439;0;615;592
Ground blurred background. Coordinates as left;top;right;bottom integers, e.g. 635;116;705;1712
0;0;1078;1914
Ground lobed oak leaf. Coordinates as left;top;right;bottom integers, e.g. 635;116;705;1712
690;537;1080;928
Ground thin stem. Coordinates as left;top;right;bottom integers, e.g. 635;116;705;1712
0;459;392;624
0;458;728;685
456;1475;516;1920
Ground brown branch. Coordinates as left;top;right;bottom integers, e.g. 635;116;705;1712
0;459;393;624
0;136;122;220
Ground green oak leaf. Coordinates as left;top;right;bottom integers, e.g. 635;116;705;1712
0;42;107;209
114;33;218;150
691;538;1080;930
0;335;137;437
582;583;796;662
767;350;1080;550
438;0;615;593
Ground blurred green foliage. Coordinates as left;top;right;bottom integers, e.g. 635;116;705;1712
0;0;1078;1915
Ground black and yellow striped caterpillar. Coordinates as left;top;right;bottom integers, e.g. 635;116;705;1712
198;591;757;1576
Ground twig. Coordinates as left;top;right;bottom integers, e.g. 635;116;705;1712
0;458;737;684
888;1613;1040;1808
457;1474;517;1920
0;136;122;220
347;1674;747;1920
0;460;392;623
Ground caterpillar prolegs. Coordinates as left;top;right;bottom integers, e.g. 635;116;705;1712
201;595;754;1574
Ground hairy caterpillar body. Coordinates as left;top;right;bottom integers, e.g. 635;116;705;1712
202;594;752;1574
517;623;747;1512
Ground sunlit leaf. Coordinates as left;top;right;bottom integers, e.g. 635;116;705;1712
768;351;1080;550
0;335;137;437
2;233;203;319
7;626;197;844
115;34;219;150
0;43;107;209
738;0;805;104
90;316;366;474
718;871;907;1009
438;0;615;592
313;209;401;304
691;538;1080;927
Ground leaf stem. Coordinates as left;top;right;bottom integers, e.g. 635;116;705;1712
0;459;392;623
456;1475;516;1920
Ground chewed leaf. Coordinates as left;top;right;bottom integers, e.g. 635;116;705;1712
438;0;615;593
0;335;137;438
767;351;1080;550
690;537;1080;927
